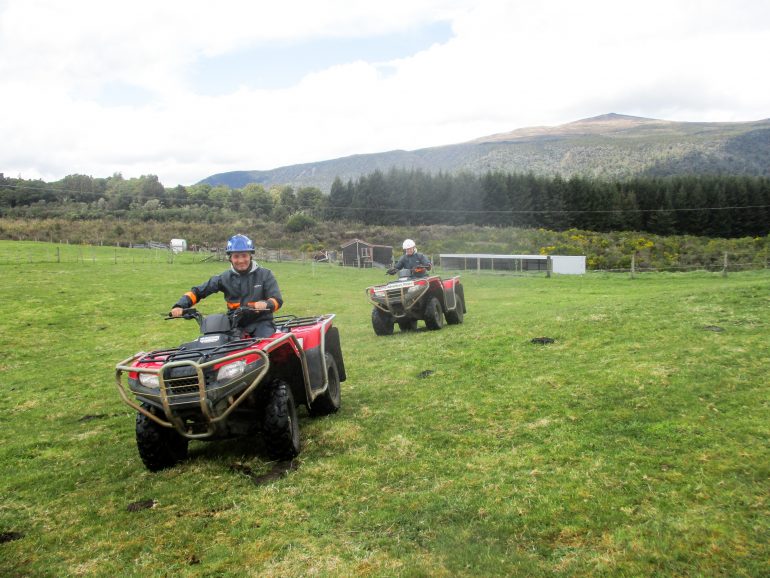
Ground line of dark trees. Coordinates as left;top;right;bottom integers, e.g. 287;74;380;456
328;170;770;237
2;169;769;238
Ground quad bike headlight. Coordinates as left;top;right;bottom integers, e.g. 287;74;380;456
138;372;160;388
404;284;426;306
216;360;246;382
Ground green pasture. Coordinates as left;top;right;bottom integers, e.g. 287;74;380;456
0;241;768;576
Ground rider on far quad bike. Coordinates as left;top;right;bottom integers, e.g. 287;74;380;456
365;239;466;335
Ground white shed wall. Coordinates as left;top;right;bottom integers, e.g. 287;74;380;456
439;253;586;274
551;255;586;274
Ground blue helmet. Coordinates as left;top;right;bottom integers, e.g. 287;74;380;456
225;234;255;255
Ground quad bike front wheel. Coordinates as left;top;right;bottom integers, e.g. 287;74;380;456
371;307;394;336
423;296;444;330
263;379;301;459
310;353;342;416
135;405;189;471
397;318;418;332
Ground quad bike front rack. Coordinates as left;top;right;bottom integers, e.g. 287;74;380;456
116;314;337;439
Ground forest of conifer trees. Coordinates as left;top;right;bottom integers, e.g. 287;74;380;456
329;170;770;237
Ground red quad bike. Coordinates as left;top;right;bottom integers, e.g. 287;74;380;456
366;266;466;335
115;307;345;471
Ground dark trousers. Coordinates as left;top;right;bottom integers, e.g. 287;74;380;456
235;318;276;338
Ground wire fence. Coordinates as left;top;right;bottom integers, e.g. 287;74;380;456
0;242;325;266
1;241;768;277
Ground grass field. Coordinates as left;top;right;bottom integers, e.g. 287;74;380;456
1;241;768;577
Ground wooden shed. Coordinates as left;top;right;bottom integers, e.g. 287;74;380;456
340;239;393;268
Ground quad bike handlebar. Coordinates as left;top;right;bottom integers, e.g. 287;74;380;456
165;306;265;322
164;307;202;321
386;264;432;276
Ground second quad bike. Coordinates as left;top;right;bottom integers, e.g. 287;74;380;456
366;267;466;335
115;307;345;471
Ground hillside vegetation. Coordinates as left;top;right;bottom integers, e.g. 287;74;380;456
3;171;770;239
200;113;770;191
1;217;767;273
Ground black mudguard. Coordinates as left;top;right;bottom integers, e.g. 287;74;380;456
303;326;347;390
325;326;346;382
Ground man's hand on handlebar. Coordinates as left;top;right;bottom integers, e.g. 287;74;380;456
386;267;397;275
166;307;199;320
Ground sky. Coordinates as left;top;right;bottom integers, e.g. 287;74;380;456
1;0;769;186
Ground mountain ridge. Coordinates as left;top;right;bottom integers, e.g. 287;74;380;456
199;113;770;191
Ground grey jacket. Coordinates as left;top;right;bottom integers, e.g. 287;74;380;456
173;262;283;322
394;252;432;276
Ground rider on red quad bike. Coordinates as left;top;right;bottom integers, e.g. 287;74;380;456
171;234;281;338
387;238;432;278
116;235;345;471
368;239;465;335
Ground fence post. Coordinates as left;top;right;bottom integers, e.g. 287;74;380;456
630;252;635;279
546;255;552;278
56;247;60;263
722;252;728;277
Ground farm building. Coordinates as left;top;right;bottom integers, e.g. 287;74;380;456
439;254;586;274
341;239;393;268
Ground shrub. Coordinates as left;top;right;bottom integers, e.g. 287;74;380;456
286;213;317;232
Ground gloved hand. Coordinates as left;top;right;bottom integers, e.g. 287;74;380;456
386;267;397;275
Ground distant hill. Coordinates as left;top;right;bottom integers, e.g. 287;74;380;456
199;113;770;191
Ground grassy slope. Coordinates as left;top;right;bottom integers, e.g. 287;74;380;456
0;241;768;576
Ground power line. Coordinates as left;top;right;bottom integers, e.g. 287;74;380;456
312;204;770;215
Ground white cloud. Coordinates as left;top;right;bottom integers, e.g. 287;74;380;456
1;0;769;185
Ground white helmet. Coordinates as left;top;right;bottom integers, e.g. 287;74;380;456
402;239;416;250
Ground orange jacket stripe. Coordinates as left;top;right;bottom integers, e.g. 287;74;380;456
227;301;240;310
268;298;280;311
185;291;198;305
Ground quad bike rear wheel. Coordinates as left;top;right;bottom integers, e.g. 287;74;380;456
423;296;444;330
445;286;465;325
263;379;300;459
310;353;342;416
135;404;189;471
371;307;394;336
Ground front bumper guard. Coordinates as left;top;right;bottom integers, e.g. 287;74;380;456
116;347;270;439
367;282;429;317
